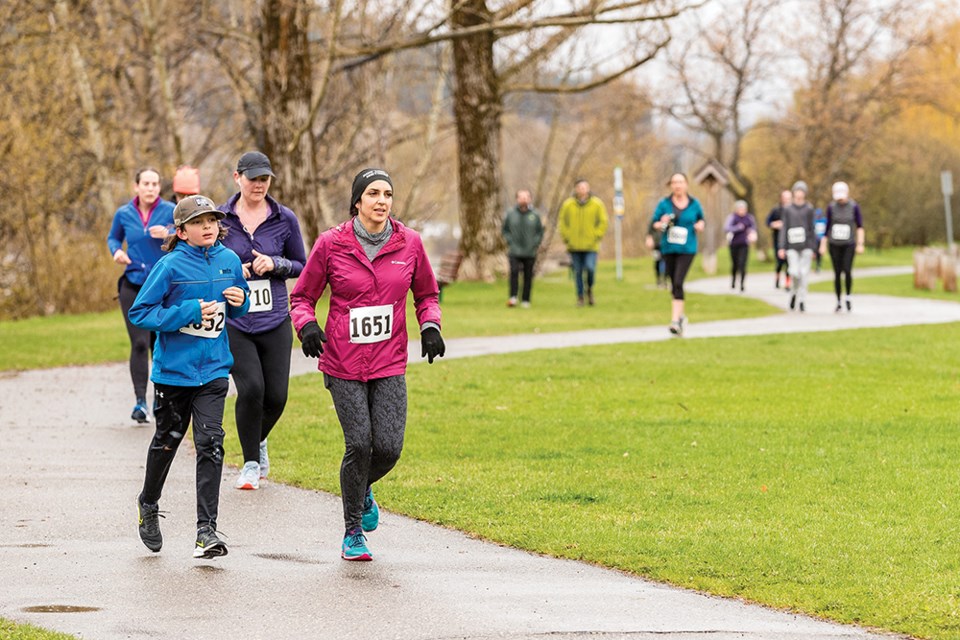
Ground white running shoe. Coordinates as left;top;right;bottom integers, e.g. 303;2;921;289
259;439;269;479
235;461;260;490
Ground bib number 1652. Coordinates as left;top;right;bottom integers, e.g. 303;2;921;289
349;304;393;344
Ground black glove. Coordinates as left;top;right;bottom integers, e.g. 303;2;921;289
300;321;326;358
420;327;445;364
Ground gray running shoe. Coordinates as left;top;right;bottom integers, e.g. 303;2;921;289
137;495;163;553
259;439;269;478
235;461;260;490
193;526;228;559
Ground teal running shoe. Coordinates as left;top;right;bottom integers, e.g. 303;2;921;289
361;487;379;532
341;528;372;561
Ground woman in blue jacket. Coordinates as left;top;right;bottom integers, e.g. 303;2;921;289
129;194;250;559
106;168;175;423
651;173;705;336
218;151;307;491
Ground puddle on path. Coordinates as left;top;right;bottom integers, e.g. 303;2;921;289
253;552;323;565
22;605;100;613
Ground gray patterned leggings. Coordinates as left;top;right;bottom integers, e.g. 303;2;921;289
325;374;407;532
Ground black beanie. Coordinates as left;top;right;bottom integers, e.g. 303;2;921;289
350;168;393;215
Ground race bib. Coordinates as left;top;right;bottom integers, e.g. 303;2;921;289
349;304;393;344
831;224;851;241
247;279;273;313
787;227;806;244
180;301;226;339
666;226;688;245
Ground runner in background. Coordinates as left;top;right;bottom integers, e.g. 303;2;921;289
219;151;306;491
290;168;444;561
107;167;175;424
821;181;865;312
172;166;201;203
813;206;827;273
651;173;705;336
723;200;758;292
766;190;791;289
778;181;817;313
129;195;250;558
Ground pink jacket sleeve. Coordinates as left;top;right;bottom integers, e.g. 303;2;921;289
289;236;329;335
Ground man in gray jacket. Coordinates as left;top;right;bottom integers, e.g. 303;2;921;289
777;181;817;312
502;189;544;307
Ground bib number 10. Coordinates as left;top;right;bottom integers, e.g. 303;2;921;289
349;304;393;344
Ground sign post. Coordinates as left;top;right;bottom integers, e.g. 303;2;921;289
613;167;625;281
942;170;955;253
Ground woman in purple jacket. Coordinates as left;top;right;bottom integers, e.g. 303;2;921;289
290;168;444;561
723;200;758;292
218;151;307;491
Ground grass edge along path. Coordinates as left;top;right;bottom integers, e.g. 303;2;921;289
0;617;78;640
225;322;960;640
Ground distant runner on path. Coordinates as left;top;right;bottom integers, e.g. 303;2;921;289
778;181;817;313
290;168;444;562
651;172;705;336
821;181;865;312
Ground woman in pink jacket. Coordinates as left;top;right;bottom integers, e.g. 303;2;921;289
290;168;444;561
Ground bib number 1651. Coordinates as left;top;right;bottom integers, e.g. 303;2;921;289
349;304;393;344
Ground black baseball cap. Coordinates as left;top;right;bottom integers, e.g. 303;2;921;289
236;151;276;179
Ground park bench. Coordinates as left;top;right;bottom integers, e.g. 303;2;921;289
436;250;463;302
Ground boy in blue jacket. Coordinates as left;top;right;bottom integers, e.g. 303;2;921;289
129;195;250;558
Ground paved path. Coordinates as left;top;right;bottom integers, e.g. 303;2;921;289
3;266;948;640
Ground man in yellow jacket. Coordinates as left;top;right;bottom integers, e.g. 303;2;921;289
559;179;609;306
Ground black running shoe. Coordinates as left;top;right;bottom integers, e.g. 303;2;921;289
137;495;163;553
194;526;228;559
789;294;796;310
799;302;805;313
846;298;852;312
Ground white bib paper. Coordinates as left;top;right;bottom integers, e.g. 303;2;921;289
180;301;226;339
666;226;689;245
247;279;273;313
831;224;851;241
787;227;806;244
349;304;394;344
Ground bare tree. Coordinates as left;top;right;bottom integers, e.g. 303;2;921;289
663;0;780;216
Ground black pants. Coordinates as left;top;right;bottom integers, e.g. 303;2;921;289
118;276;153;401
325;374;406;532
664;253;695;300
829;243;856;299
228;320;293;463
141;378;228;529
729;244;749;288
508;255;536;302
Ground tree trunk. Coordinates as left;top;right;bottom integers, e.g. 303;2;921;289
451;0;502;280
260;0;324;243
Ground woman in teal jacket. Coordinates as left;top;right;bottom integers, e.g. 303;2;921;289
129;195;249;560
651;173;705;336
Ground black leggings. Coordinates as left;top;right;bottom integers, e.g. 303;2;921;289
227;320;293;463
325;374;406;532
729;244;749;287
829;243;856;299
118;276;153;401
664;253;695;300
141;378;228;529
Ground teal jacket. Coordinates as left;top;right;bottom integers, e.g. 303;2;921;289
559;196;608;252
502;205;544;258
652;196;705;255
129;241;250;387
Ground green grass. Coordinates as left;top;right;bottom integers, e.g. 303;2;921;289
812;273;960;302
226;322;960;640
0;618;77;640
